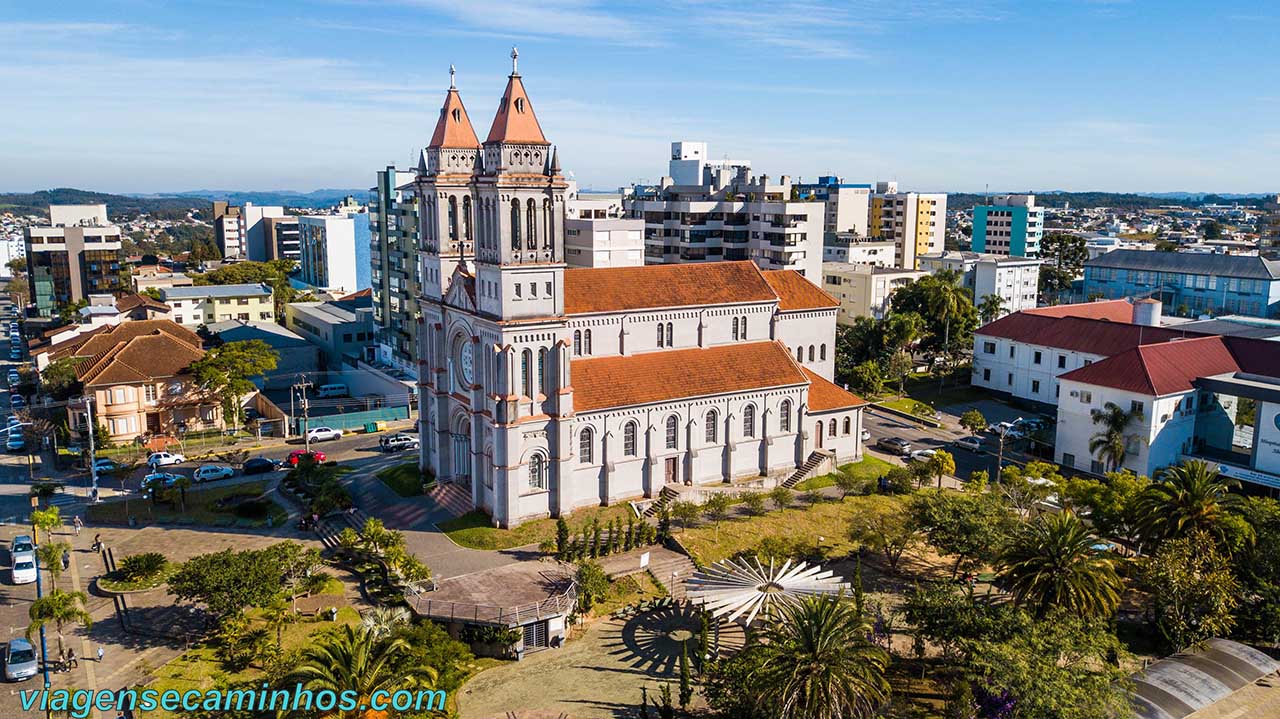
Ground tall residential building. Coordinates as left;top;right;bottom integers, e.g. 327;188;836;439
1261;194;1280;257
212;201;286;260
920;251;1042;318
795;176;872;236
971;193;1045;257
24;204;126;316
822;262;926;323
262;216;301;261
667;141;751;187
212;201;243;258
563;191;643;268
822;232;897;266
869;189;947;269
297;209;372;294
370;165;420;371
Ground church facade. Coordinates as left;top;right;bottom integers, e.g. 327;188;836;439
416;54;867;527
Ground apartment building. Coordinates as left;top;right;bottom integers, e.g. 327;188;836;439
212;201;286;260
972;193;1045;258
212;201;243;258
822;232;897;266
868;185;947;269
1261;194;1280;258
920;250;1042;317
564;192;644;268
1084;249;1280;318
795;176;872;236
298;210;372;294
263;216;301;261
159;283;275;328
24;204;126;316
370;166;420;372
822;262;926;323
666;140;750;187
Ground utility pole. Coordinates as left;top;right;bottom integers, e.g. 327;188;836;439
293;377;312;453
84;396;99;503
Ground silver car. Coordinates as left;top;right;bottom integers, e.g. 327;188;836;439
3;639;37;681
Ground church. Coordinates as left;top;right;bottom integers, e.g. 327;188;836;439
415;52;868;527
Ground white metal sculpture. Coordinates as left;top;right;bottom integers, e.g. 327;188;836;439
686;556;850;625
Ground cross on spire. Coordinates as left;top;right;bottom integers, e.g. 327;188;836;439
511;46;519;75
449;64;456;89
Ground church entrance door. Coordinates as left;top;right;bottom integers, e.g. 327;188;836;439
664;457;678;484
815;422;824;449
450;432;471;484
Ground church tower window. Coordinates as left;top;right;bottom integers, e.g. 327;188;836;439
573;330;582;356
584;329;592;355
448;196;458;242
462;196;473;243
740;316;747;339
665;322;674;347
732;317;739;341
538;348;547;395
526;199;538;250
543;198;554;249
829;419;837;437
521;349;532;397
510;199;521;250
656;324;665;347
529;453;547;490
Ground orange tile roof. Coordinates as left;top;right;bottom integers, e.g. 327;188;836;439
762;270;839;311
47;319;202;362
1024;299;1133;322
76;332;206;387
485;73;547;144
572;342;806;412
429;87;480;149
564;262;777;314
803;368;868;412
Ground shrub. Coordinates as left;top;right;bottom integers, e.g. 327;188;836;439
119;552;168;582
740;491;767;516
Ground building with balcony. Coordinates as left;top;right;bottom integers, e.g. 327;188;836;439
263;216;301;262
298;210;372;295
822;232;897;266
794;176;872;236
370;166;420;373
1083;249;1280;318
920;250;1042;318
24;204;127;316
972;193;1045;258
868;185;947;269
159;283;275;328
666;140;750;187
821;262;926;323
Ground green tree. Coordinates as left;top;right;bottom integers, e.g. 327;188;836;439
1232;497;1280;642
1060;470;1150;543
740;490;767;516
36;540;71;590
28;481;65;508
38;357;82;401
769;485;793;511
882;349;914;398
849;360;884;396
27;589;92;660
927;449;956;489
284;625;443;718
910;489;1013;578
7;257;27;274
1202;219;1223;239
167;546;293;622
30;506;62;545
173;475;193;513
848;494;920;574
1134;459;1247;547
748;596;890;719
702;494;732;529
1088;401;1143;472
958;409;987;435
1141;529;1240;650
555;516;570;559
57;299;88;324
189;340;279;432
1038;232;1088;298
832;466;866;498
978;293;1006;324
574;561;610;614
997;511;1123;618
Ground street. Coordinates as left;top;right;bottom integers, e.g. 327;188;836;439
860;405;1043;482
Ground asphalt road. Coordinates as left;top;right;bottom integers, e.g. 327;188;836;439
861;406;1040;481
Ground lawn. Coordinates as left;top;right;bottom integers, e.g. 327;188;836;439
438;503;636;551
592;571;668;618
377;461;429;497
679;495;878;566
794;455;894;491
86;480;288;528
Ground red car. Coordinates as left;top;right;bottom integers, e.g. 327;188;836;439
287;450;327;466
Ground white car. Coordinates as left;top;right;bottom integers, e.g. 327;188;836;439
147;451;186;467
859;429;871;442
909;449;937;462
954;436;984;452
193;464;235;483
306;427;343;442
10;552;36;585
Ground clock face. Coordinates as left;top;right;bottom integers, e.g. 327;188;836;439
459;346;473;386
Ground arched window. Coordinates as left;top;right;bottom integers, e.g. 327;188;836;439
447;196;458;242
543;198;554;250
808;345;815;362
666;322;673;347
657;323;665;347
843;417;851;435
731;317;739;341
743;404;756;438
462;195;472;243
796;347;803;362
584;329;592;355
828;419;837;437
529;453;546;490
780;400;792;432
623;421;638;456
521;349;532;396
740;316;747;339
510;199;521;250
705;410;718;443
665;415;678;449
573;330;582;356
579;428;594;464
526;198;538;250
820;344;827;361
538;348;548;395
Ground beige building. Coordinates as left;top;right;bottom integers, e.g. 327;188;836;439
132;270;193;293
868;186;947;269
159;283;275;328
822;262;926;323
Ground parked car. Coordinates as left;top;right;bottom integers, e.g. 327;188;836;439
9;552;36;585
909;449;936;462
990;421;1023;439
3;639;38;682
305;426;343;443
954;436;984;452
142;471;183;489
193;465;235;483
379;433;419;452
146;451;186;467
5;436;23;452
92;458;121;475
287;449;326;466
242;457;280;475
859;429;871;442
8;395;24;409
875;437;912;456
11;535;34;555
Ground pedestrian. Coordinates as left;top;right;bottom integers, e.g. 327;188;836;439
72;516;82;536
96;646;104;663
61;549;69;571
92;533;102;552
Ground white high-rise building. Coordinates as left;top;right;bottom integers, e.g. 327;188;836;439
667;141;751;188
869;189;948;269
972;193;1045;258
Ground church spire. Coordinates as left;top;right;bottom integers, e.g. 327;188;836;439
485;49;547;145
428;65;480;150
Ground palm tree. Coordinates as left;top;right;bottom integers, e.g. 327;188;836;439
36;541;71;591
28;481;65;508
749;596;890;719
925;271;971;390
285;625;438;719
978;293;1006;324
996;511;1123;618
27;589;92;660
360;606;410;640
173;475;193;513
1088;402;1143;471
1134;459;1247;546
262;596;295;651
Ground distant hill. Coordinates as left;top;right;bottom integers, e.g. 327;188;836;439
155;189;368;209
0;188;209;221
947;192;1271;211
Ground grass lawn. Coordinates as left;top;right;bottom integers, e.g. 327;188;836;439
592;571;668;618
377;462;428;497
680;495;880;566
438;503;636;551
86;480;288;528
97;563;179;592
794;455;894;491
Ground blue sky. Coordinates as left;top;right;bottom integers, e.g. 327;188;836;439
1;1;1276;194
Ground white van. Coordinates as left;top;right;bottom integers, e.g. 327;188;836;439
316;384;348;399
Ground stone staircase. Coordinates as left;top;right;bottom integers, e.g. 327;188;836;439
647;552;698;601
780;450;831;490
642;485;682;517
426;481;473;517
